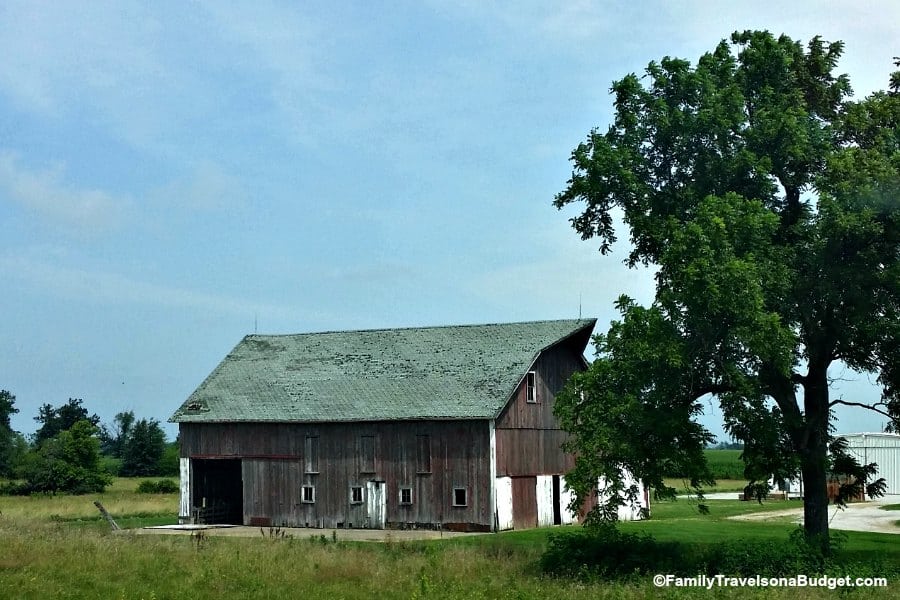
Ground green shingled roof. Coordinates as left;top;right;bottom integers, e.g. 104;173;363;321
170;319;595;423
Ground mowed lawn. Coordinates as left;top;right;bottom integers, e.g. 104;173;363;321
0;479;897;599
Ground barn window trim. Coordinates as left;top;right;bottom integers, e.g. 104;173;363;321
399;487;412;505
302;485;315;504
350;486;364;504
452;487;467;507
525;371;537;403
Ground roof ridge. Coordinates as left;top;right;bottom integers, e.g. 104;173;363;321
247;318;596;338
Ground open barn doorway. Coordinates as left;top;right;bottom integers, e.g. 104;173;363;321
191;459;243;524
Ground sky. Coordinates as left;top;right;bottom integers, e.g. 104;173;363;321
1;1;898;442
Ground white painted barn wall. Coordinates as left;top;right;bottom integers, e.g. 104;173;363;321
597;470;646;521
179;458;191;523
559;476;576;525
535;475;555;527
495;477;514;530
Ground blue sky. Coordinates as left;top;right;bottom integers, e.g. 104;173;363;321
1;1;897;441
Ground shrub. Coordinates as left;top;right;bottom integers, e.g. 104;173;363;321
23;421;111;494
100;456;122;476
540;524;689;578
136;479;179;494
0;480;33;496
540;525;847;581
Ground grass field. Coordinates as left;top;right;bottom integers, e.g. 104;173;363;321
663;449;748;482
0;478;896;599
704;449;746;479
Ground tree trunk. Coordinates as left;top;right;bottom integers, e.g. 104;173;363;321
800;365;832;553
799;435;829;547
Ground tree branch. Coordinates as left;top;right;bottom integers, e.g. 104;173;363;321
690;383;736;399
829;399;894;420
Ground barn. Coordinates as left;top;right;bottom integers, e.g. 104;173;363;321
169;319;648;531
840;432;900;498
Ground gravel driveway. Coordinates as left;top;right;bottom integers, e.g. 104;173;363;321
729;496;900;535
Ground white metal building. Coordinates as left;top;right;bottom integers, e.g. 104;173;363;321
839;432;900;498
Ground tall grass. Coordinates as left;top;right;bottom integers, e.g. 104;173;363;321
0;477;177;524
0;479;895;599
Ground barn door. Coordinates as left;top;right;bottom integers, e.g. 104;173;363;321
512;476;537;529
366;479;386;529
552;475;562;525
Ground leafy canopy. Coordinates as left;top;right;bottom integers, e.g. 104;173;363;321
23;420;111;494
33;398;100;446
119;417;167;477
553;32;899;539
0;390;27;478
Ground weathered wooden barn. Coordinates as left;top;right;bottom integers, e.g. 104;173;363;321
170;319;647;531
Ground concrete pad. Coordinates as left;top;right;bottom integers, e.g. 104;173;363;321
133;525;486;542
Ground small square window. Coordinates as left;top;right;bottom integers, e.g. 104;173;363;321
399;487;412;505
525;371;537;403
302;485;315;504
350;486;364;504
452;487;467;507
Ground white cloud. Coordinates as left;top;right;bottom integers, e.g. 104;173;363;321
0;252;305;322
467;211;657;326
0;151;132;234
195;1;338;147
150;160;250;213
0;2;166;115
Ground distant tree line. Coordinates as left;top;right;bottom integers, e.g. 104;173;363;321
0;391;178;495
712;441;744;451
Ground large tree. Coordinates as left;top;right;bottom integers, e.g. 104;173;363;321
0;390;27;477
33;398;100;446
553;31;899;549
99;410;136;458
119;417;166;477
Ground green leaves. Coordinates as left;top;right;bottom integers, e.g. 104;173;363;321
554;31;900;538
24;420;111;494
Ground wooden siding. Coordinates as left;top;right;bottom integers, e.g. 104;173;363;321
495;429;575;476
495;339;584;430
181;420;492;529
495;341;584;477
511;476;537;529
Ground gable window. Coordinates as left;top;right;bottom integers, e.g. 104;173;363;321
305;435;319;473
526;371;537;403
302;485;315;504
359;435;375;473
399;487;412;505
416;434;431;473
350;486;364;504
452;487;467;507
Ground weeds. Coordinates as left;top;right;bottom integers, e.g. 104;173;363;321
191;528;207;550
260;526;291;540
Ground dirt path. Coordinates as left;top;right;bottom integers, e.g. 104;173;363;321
730;496;900;535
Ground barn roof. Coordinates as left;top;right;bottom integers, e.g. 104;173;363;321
170;319;595;423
